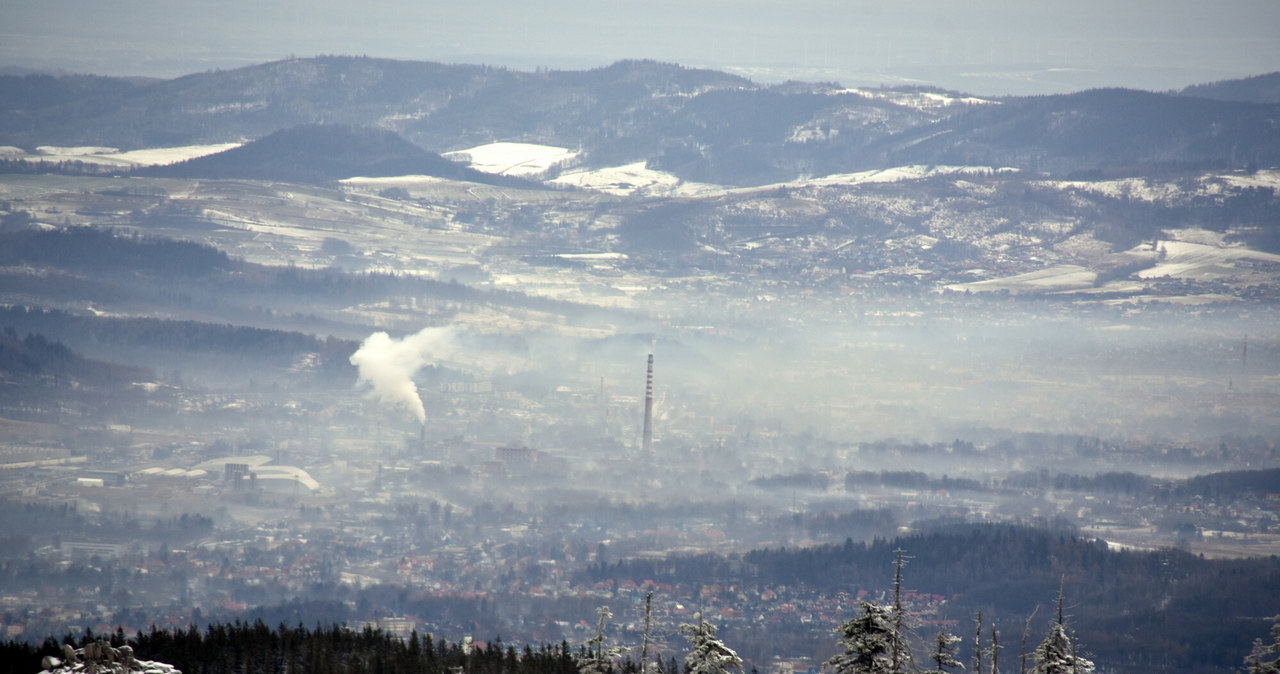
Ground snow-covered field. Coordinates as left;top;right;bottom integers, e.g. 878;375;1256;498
551;161;726;197
1043;176;1185;202
341;175;451;189
444;142;579;177
947;227;1280;296
1216;169;1280;190
567;163;1021;198
9;143;242;167
849;88;997;111
945;264;1098;294
1137;230;1280;282
1042;170;1280;203
799;164;1017;188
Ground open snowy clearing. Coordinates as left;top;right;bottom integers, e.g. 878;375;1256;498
1043;171;1280;203
945;264;1097;294
13;143;242;167
792;164;1017;189
551;161;726;197
1216;169;1280;190
444;142;579;177
1136;239;1280;281
849;88;998;110
947;228;1280;296
1044;176;1185;202
341;175;453;190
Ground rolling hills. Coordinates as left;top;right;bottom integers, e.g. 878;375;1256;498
4;56;1279;186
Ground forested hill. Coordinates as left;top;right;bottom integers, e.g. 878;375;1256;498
1179;72;1280;104
136;124;540;187
0;329;151;386
0;226;587;315
874;88;1280;176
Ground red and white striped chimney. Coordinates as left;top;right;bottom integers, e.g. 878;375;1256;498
642;353;654;454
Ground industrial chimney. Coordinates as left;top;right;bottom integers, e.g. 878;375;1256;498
642;354;654;454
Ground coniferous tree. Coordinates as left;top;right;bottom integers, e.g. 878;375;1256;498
1245;615;1280;674
680;615;742;674
1030;587;1093;674
926;631;965;674
829;550;917;674
579;605;627;674
890;549;914;673
828;600;909;674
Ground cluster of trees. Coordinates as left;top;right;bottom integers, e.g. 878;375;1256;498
0;227;232;277
580;551;1276;674
1;306;353;365
0;622;583;674
843;471;983;493
583;523;1280;671
0;328;150;386
816;550;1092;674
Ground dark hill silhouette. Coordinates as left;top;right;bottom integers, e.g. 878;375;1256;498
136;124;538;186
0;56;751;152
1179;72;1280;104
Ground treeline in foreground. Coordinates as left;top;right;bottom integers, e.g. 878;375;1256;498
3;591;1279;674
0;622;584;674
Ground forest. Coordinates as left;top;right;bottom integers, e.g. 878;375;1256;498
0;622;586;674
584;523;1280;672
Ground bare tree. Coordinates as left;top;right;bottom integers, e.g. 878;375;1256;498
579;606;628;674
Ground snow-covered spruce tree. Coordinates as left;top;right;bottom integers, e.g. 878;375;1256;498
890;549;914;673
579;606;629;674
827;600;913;674
1030;588;1093;674
828;549;917;674
1245;615;1280;674
926;630;965;674
681;614;743;674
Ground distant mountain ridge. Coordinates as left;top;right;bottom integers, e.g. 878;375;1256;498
2;56;1279;186
876;87;1280;175
1178;72;1280;104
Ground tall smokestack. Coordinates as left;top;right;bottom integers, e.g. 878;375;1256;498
642;354;654;454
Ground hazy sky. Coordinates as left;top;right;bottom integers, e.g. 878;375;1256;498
3;0;1279;94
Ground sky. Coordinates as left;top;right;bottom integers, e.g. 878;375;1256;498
2;0;1279;95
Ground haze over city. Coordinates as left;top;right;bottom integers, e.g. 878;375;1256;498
2;3;1280;674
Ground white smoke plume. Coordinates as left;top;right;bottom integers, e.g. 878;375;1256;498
349;326;458;423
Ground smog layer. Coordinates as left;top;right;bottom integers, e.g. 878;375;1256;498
1;57;1279;673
